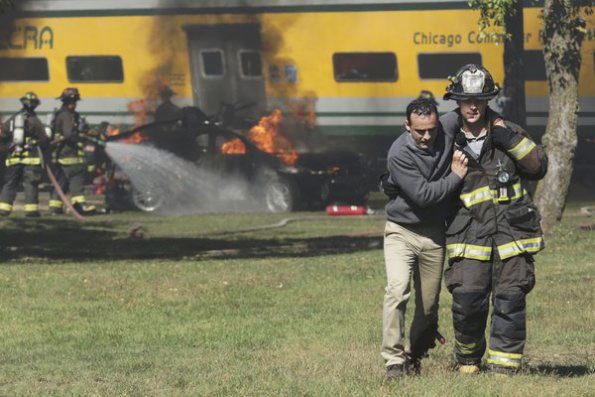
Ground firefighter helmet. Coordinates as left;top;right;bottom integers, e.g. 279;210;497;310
20;92;40;108
159;86;175;99
57;87;81;102
443;64;500;101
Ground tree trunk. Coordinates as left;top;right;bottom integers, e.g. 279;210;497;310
534;0;585;234
501;1;526;128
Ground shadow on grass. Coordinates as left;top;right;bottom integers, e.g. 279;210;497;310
0;217;383;262
528;364;593;378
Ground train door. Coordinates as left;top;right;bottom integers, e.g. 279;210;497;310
185;24;266;123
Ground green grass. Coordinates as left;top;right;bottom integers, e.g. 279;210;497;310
0;199;593;396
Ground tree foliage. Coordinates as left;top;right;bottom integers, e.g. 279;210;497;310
0;0;13;12
468;0;519;37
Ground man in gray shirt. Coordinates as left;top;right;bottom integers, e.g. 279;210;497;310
382;99;468;378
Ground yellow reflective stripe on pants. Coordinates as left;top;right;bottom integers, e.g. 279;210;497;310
49;200;64;208
24;204;39;212
0;202;13;211
497;237;545;260
58;158;84;165
455;340;479;355
71;195;86;204
486;349;522;368
446;243;492;260
6;157;42;166
20;157;41;165
508;137;536;161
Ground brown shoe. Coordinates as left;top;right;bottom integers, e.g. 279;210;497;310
458;364;480;374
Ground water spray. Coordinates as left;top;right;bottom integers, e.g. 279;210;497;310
99;141;262;215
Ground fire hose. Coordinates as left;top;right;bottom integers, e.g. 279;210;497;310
37;146;85;221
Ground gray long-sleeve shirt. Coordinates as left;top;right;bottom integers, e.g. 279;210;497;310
385;112;462;226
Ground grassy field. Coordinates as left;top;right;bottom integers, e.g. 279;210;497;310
0;196;593;396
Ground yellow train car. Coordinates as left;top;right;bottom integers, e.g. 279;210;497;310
0;0;593;144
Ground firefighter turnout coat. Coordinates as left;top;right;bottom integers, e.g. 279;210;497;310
0;110;49;215
52;107;86;166
445;121;547;263
48;106;90;211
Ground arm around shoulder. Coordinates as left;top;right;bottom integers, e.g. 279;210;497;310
493;123;548;180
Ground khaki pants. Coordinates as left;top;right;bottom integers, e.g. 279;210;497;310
381;221;445;366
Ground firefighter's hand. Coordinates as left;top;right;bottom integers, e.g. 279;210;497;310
451;150;468;178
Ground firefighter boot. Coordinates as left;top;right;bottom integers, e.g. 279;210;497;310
73;203;96;215
385;363;408;380
49;200;64;215
49;207;64;215
0;201;12;216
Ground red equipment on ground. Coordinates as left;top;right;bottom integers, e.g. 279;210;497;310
326;205;367;216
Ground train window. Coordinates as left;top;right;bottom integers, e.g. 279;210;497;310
333;52;397;82
238;50;262;78
0;57;49;81
418;53;482;79
201;50;224;77
67;56;123;83
524;50;547;81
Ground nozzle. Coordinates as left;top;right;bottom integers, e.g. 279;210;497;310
84;135;106;147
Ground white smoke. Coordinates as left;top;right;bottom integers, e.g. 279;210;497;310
105;142;267;215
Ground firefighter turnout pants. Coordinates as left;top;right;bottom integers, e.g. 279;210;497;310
48;163;87;211
444;249;536;370
0;164;42;215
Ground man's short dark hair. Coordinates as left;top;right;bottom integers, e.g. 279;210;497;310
406;99;438;124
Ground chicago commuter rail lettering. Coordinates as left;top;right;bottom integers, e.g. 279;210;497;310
0;25;53;50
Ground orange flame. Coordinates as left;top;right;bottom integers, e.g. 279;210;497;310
107;125;120;137
123;99;154;143
247;109;298;166
221;138;246;154
108;124;148;144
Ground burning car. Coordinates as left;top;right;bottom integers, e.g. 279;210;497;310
105;106;369;213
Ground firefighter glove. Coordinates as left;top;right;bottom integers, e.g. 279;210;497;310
490;126;517;152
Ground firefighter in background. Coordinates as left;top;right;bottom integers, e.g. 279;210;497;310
154;86;181;122
48;87;96;215
439;64;548;374
0;92;50;217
